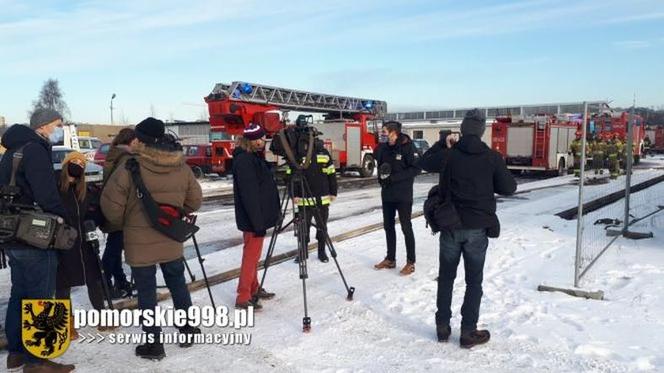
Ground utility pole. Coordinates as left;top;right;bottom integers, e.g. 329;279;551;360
110;93;116;125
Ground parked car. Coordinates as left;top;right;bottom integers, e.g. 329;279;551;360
93;143;111;167
183;144;215;178
78;136;102;162
52;146;104;184
412;139;430;159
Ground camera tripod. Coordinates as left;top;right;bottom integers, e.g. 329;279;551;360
258;168;355;332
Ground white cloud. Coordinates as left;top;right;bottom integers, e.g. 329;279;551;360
613;40;651;49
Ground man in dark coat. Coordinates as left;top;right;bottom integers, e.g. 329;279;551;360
373;121;421;275
418;109;516;349
232;123;280;309
0;109;75;372
287;138;338;263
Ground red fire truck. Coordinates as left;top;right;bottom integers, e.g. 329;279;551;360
592;111;646;163
204;81;386;177
491;115;578;174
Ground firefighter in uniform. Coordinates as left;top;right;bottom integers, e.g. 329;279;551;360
591;135;606;175
615;135;626;172
570;134;583;177
606;136;620;179
287;138;338;263
643;135;651;157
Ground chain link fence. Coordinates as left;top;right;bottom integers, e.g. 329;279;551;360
574;104;664;287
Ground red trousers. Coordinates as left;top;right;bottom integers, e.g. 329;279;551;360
237;231;264;303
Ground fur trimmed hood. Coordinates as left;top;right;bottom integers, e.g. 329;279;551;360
134;142;185;173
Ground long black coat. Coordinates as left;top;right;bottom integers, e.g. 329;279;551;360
55;182;102;289
232;147;280;234
418;135;516;236
374;133;421;203
0;125;68;250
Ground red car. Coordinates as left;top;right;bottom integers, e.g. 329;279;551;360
183;144;216;178
93;143;111;167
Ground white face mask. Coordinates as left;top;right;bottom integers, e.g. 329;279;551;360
49;127;64;144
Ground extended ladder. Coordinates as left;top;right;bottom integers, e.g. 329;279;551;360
208;81;387;117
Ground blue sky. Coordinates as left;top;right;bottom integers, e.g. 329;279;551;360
1;0;663;124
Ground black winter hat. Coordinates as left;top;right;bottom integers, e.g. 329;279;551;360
460;109;486;137
135;117;165;144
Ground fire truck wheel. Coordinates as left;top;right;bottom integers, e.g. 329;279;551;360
558;158;567;176
191;166;204;179
359;155;375;178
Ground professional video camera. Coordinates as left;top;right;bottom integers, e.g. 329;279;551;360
270;115;321;168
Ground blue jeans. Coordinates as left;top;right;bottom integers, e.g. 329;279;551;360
131;259;193;341
102;231;128;286
435;229;488;332
4;248;57;363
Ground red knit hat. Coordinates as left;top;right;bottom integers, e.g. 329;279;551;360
243;123;265;140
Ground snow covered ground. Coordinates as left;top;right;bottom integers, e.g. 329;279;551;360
2;167;664;372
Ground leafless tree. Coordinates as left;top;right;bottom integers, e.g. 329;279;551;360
29;78;71;120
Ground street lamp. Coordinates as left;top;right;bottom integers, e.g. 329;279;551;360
110;93;117;125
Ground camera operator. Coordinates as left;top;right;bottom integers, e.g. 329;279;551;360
0;109;75;372
100;128;137;298
417;109;516;348
54;152;110;341
101;118;202;360
232;123;280;310
373;121;421;276
288;137;338;263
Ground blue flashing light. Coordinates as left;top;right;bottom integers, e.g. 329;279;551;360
240;83;253;94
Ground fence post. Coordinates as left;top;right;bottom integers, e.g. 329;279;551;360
574;102;589;288
623;100;635;233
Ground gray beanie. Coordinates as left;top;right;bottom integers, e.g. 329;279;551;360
30;108;62;129
460;108;486;137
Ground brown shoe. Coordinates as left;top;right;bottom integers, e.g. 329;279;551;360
235;299;263;311
98;325;118;332
400;262;415;276
374;259;396;270
23;360;75;373
460;329;491;349
68;317;78;341
253;287;275;300
6;352;24;372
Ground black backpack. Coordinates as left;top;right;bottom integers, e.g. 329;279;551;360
125;158;199;243
423;150;462;234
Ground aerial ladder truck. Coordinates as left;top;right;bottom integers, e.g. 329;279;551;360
204;81;387;177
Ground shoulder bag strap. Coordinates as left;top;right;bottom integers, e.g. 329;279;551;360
10;144;29;187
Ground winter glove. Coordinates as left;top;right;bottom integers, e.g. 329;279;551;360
378;175;391;187
255;229;267;237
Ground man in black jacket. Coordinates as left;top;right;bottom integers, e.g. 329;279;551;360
418;109;516;349
0;109;75;372
373;121;421;275
287;138;338;263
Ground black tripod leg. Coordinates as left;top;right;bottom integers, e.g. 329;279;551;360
191;234;217;310
297;203;311;332
94;250;114;309
302;179;355;301
182;256;196;282
257;186;291;299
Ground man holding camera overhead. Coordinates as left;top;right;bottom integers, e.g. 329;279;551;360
0;109;75;372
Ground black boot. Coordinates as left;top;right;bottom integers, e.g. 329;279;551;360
317;241;329;263
135;342;165;360
178;325;202;348
436;325;451;342
293;251;309;263
460;329;491;349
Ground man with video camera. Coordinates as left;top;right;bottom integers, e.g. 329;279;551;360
418;109;516;349
101;117;202;360
374;121;421;276
0;109;75;372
